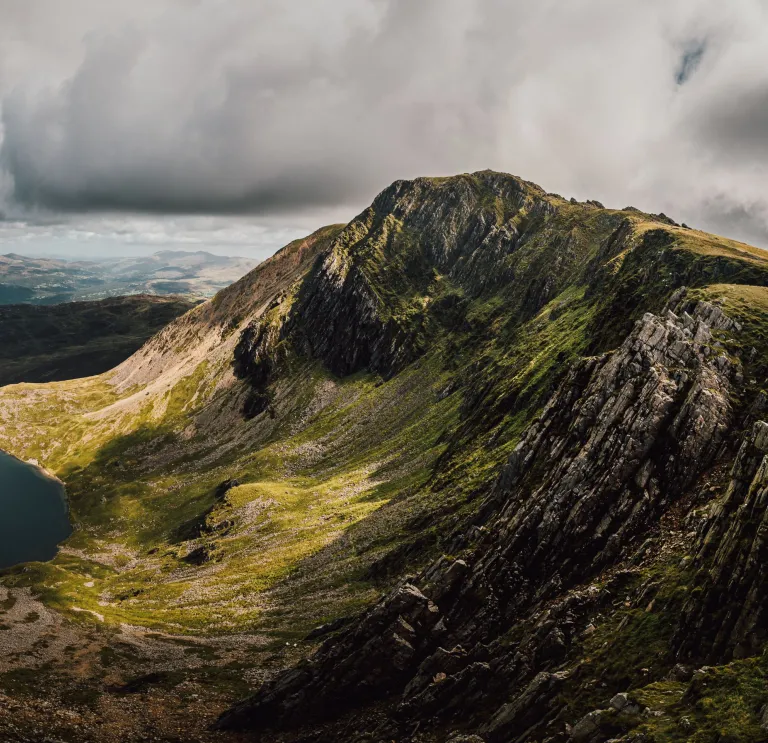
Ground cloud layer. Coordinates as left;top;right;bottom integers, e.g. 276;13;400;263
3;0;768;247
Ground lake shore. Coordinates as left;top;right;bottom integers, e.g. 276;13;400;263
0;447;65;487
0;449;73;568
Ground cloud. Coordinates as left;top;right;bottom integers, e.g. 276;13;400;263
0;212;313;259
2;0;768;248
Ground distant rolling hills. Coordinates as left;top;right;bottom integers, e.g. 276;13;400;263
0;249;258;305
0;294;196;385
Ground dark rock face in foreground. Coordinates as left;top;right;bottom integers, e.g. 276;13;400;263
219;171;768;742
220;293;768;740
675;420;768;662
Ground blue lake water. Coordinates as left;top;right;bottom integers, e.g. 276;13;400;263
0;451;71;569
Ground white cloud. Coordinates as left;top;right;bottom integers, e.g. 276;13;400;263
0;213;325;259
2;0;768;253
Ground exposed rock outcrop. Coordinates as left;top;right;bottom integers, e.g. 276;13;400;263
283;173;542;379
674;420;768;661
217;583;443;729
447;303;736;635
218;296;751;738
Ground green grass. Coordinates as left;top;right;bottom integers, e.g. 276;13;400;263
630;655;768;742
1;202;764;640
0;348;461;634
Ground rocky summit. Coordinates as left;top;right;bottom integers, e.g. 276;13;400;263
0;170;767;743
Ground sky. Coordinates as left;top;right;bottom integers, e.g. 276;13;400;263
2;0;768;259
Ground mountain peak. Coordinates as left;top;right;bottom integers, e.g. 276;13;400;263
0;171;767;743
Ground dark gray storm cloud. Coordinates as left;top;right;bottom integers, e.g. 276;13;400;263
2;0;768;248
0;0;497;214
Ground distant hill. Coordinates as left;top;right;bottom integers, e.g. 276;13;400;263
0;294;195;385
0;250;258;305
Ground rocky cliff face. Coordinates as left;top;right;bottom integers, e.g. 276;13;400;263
218;173;768;742
219;293;767;741
283;173;545;379
674;420;768;663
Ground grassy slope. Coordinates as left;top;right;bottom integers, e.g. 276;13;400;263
0;176;766;739
1;197;766;636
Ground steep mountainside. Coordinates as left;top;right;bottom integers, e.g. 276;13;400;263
0;172;766;743
0;295;195;386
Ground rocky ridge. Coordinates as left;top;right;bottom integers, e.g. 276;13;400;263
220;291;768;741
1;171;767;743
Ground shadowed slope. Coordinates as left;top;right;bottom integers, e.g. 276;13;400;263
0;294;195;386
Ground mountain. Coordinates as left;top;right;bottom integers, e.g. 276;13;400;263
0;250;258;305
0;295;196;386
0;172;766;743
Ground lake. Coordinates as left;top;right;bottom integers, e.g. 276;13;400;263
0;451;72;569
